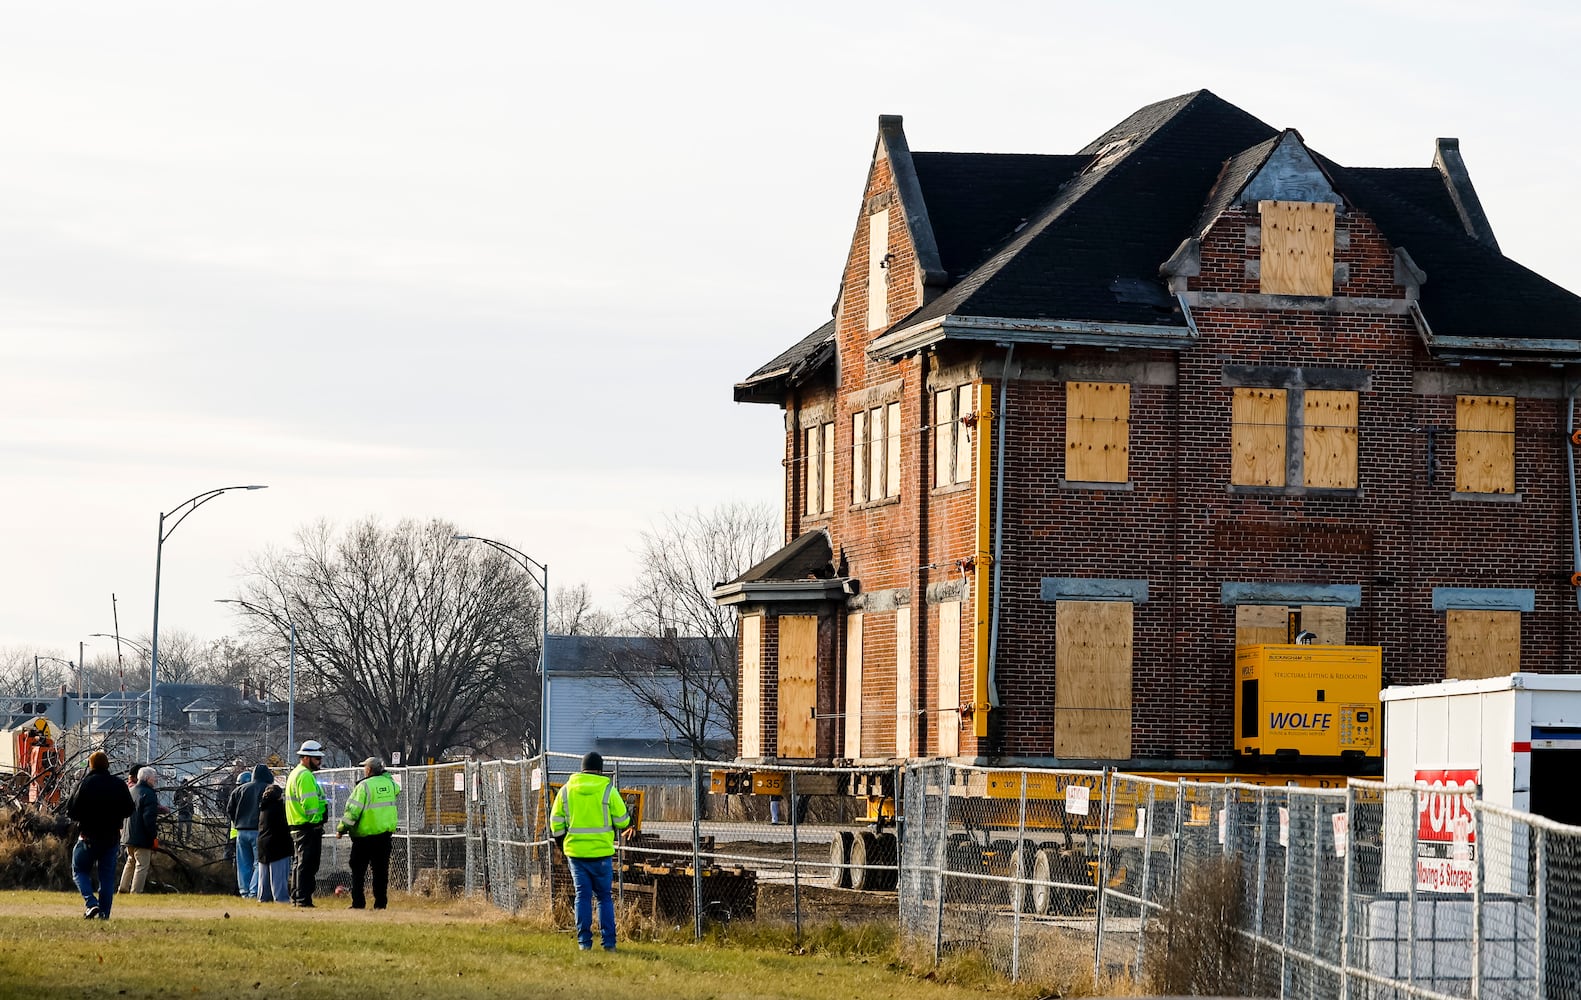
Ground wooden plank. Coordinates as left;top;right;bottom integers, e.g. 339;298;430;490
937;602;961;757
820;423;834;514
803;425;820;516
955;385;973;484
1259;200;1335;296
1456;395;1515;494
844;613;863;758
1301;605;1346;645
1054;601;1132;759
1236;604;1290;647
1066;381;1130;483
868;405;885;500
777;615;819;757
867;210;889;330
886;401;901;499
740;615;762;758
934;389;954;488
851;410;867;504
895;606;912;758
1232;388;1288;486
1303;390;1358;488
1446;610;1520;680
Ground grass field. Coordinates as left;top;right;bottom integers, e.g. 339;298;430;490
0;890;1070;1000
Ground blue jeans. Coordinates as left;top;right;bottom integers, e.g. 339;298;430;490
236;830;259;897
568;855;616;950
257;857;291;902
72;839;119;917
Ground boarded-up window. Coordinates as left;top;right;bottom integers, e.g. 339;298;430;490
955;386;973;484
1260;200;1335;296
822;422;836;512
851;410;868;504
801;424;835;517
844;614;863;758
1235;604;1290;647
740;616;762;758
937;602;962;757
867;210;889;330
777;615;818;757
1445;610;1520;679
1456;395;1516;494
895;606;912;758
884;404;903;497
1054;601;1133;759
868;404;886;498
1303;390;1358;488
1232;388;1288;486
1066;381;1130;483
933;389;955;488
1301;605;1346;644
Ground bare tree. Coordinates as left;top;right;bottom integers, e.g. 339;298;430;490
550;583;617;636
618;502;779;758
234;517;541;762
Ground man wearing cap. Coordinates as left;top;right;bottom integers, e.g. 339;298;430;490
65;750;135;920
285;739;328;908
336;756;401;910
549;751;633;951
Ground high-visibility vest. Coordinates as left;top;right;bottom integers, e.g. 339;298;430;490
340;773;400;837
549;772;631;859
285;764;327;827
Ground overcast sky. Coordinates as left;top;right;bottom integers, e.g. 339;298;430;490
4;1;1579;659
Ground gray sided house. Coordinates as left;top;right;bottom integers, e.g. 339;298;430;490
546;635;734;778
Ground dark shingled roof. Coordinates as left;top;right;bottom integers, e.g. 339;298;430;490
730;530;834;585
734;319;835;403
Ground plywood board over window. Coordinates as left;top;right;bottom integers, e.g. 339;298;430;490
1054;601;1133;759
867;210;889;331
803;425;822;517
1260;200;1335;296
886;401;901;499
1303;390;1358;489
1066;381;1130;483
1232;388;1288;486
851;410;868;504
895;606;912;758
1446;610;1520;680
1301;605;1347;644
844;614;863;758
933;389;955;488
777;615;818;757
1456;395;1516;494
937;602;962;757
1235;604;1290;647
955;385;973;484
740;616;763;758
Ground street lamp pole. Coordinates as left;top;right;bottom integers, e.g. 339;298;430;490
148;484;267;761
453;534;550;756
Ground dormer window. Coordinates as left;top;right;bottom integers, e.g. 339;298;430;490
1259;200;1335;296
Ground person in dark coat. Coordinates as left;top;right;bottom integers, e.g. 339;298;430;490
65;750;135;920
255;781;292;903
118;766;167;894
226;764;273;898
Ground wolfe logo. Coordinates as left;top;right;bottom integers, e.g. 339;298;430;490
1268;711;1333;731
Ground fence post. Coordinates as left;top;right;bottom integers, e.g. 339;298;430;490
691;760;703;942
1535;824;1547;1000
613;759;624;914
1472;797;1484;999
1094;767;1115;989
1281;792;1294;998
1252;787;1269;987
1408;784;1419;996
1171;781;1186;983
1340;783;1355;1000
406;765;415;894
1012;769;1027;983
517;760;531;910
1309;796;1321;1000
791;769;802;944
1136;781;1155;979
463;759;475;897
934;762;950;967
544;754;555;908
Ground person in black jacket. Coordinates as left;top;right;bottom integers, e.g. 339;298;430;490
255;781;292;902
65;751;135;920
226;764;273;898
118;766;167;894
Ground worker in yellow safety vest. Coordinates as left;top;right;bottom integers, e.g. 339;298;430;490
336;756;401;910
284;740;328;908
549;751;632;951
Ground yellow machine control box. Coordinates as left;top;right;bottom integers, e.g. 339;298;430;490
1234;644;1381;758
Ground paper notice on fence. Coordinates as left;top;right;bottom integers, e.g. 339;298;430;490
495;770;505;793
530;767;542;791
1332;812;1349;858
1134;807;1146;838
471;773;480;802
1066;784;1090;816
454;771;465;792
1279;806;1290;847
1217;808;1226;845
392;752;402;766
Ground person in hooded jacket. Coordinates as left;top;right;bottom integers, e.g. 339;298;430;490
255;780;292;903
65;750;135;919
226;764;273;898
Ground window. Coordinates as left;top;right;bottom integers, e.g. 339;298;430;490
1260;200;1335;296
802;421;835;517
852;401;901;503
867;210;890;330
1445;610;1519;679
777;615;818;758
936;601;962;757
1065;381;1130;483
1234;605;1346;646
1054;601;1132;759
844;614;863;758
934;385;974;487
1231;387;1357;489
740;616;762;758
1456;395;1515;494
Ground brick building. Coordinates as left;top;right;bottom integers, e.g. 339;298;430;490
713;91;1581;770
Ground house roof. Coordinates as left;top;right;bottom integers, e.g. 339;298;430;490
741;90;1581;384
546;635;721;677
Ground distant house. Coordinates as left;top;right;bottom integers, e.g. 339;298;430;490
86;682;288;778
546;635;734;775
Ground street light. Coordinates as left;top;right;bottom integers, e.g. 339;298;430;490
453;534;551;756
32;655;73;706
214;598;296;752
148;484;268;761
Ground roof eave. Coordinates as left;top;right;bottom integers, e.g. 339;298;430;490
869;314;1195;360
711;579;849;607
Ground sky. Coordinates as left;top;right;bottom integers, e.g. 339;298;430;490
4;0;1579;658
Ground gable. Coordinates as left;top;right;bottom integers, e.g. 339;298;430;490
1239;132;1342;207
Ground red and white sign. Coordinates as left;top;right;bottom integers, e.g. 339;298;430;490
1414;768;1478;893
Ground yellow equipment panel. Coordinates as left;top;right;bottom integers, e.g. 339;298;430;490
1235;644;1381;758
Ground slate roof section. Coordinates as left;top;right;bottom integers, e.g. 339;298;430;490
545;634;721;676
734;319;835;404
730;529;834;585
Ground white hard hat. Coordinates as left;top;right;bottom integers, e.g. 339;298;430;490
297;740;325;757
